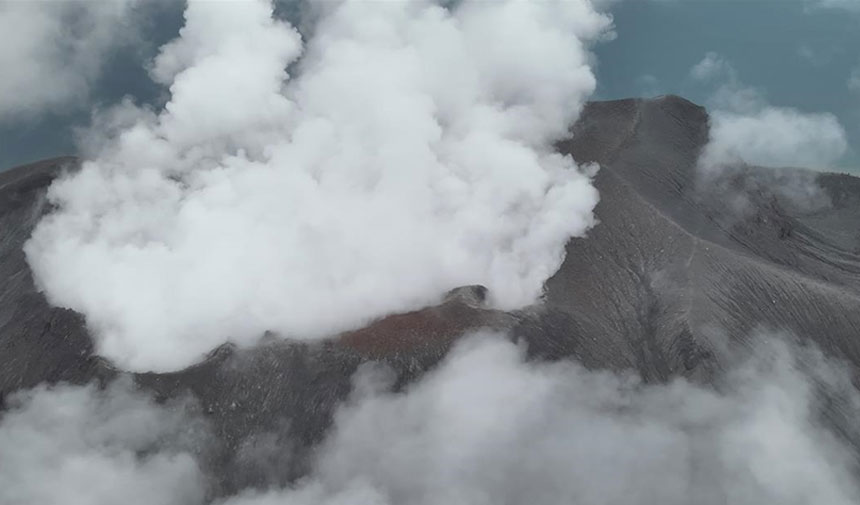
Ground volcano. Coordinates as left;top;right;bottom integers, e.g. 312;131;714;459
3;95;860;493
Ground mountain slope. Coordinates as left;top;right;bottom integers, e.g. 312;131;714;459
549;96;860;383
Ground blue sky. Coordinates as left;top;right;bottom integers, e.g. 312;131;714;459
1;0;859;172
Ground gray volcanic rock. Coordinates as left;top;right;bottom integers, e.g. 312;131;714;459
0;157;110;402
3;95;860;491
551;96;860;383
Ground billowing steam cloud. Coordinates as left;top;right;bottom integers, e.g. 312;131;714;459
0;0;141;120
691;52;848;172
25;0;609;372
4;333;859;505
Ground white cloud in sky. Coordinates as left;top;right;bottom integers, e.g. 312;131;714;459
0;0;141;120
690;52;848;171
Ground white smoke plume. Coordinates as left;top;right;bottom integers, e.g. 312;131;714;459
25;0;609;372
0;0;141;120
691;52;848;172
4;333;859;505
0;379;207;505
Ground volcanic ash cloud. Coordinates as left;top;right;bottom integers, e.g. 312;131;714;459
25;0;610;372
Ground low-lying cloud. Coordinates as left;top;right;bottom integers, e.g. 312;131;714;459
230;334;860;505
0;379;207;505
4;333;859;505
691;52;848;172
702;108;847;171
25;0;609;372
